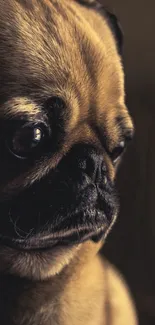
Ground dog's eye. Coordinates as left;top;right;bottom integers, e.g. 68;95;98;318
7;123;46;159
110;140;126;163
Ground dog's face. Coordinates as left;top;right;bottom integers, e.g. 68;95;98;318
0;0;133;279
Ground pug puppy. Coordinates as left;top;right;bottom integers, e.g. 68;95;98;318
0;0;138;324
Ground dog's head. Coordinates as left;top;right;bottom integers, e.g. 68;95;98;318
0;0;134;279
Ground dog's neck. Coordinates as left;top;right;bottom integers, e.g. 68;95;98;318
0;241;105;325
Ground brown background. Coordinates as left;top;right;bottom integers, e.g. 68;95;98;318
100;1;155;324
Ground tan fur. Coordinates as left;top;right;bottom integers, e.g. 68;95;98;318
0;0;137;324
0;241;138;325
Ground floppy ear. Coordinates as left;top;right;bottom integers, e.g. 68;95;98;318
76;0;96;5
104;9;124;55
75;0;124;55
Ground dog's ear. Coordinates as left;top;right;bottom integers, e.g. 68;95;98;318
104;9;124;55
75;0;123;55
75;0;96;5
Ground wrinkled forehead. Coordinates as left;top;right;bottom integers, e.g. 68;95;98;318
0;0;124;106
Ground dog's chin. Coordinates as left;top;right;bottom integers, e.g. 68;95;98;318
0;241;82;280
0;224;115;281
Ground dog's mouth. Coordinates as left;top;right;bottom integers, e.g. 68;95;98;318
0;201;117;251
0;223;106;251
0;184;118;249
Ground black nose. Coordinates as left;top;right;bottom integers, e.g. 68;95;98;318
68;144;107;183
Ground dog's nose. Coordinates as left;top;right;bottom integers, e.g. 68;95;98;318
69;144;107;183
79;151;106;183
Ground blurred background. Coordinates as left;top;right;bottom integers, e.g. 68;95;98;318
100;1;155;324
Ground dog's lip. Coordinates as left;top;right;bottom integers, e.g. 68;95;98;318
0;235;59;251
0;226;107;251
0;210;110;251
0;205;117;251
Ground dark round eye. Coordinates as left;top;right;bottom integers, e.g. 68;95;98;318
111;140;126;163
7;123;46;159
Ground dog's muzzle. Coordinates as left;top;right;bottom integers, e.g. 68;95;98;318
0;144;118;250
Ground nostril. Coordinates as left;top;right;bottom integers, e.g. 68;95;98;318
103;176;107;185
94;158;107;183
101;160;107;173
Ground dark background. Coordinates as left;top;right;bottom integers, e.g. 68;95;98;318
100;1;155;324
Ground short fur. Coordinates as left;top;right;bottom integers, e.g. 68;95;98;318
0;0;138;324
